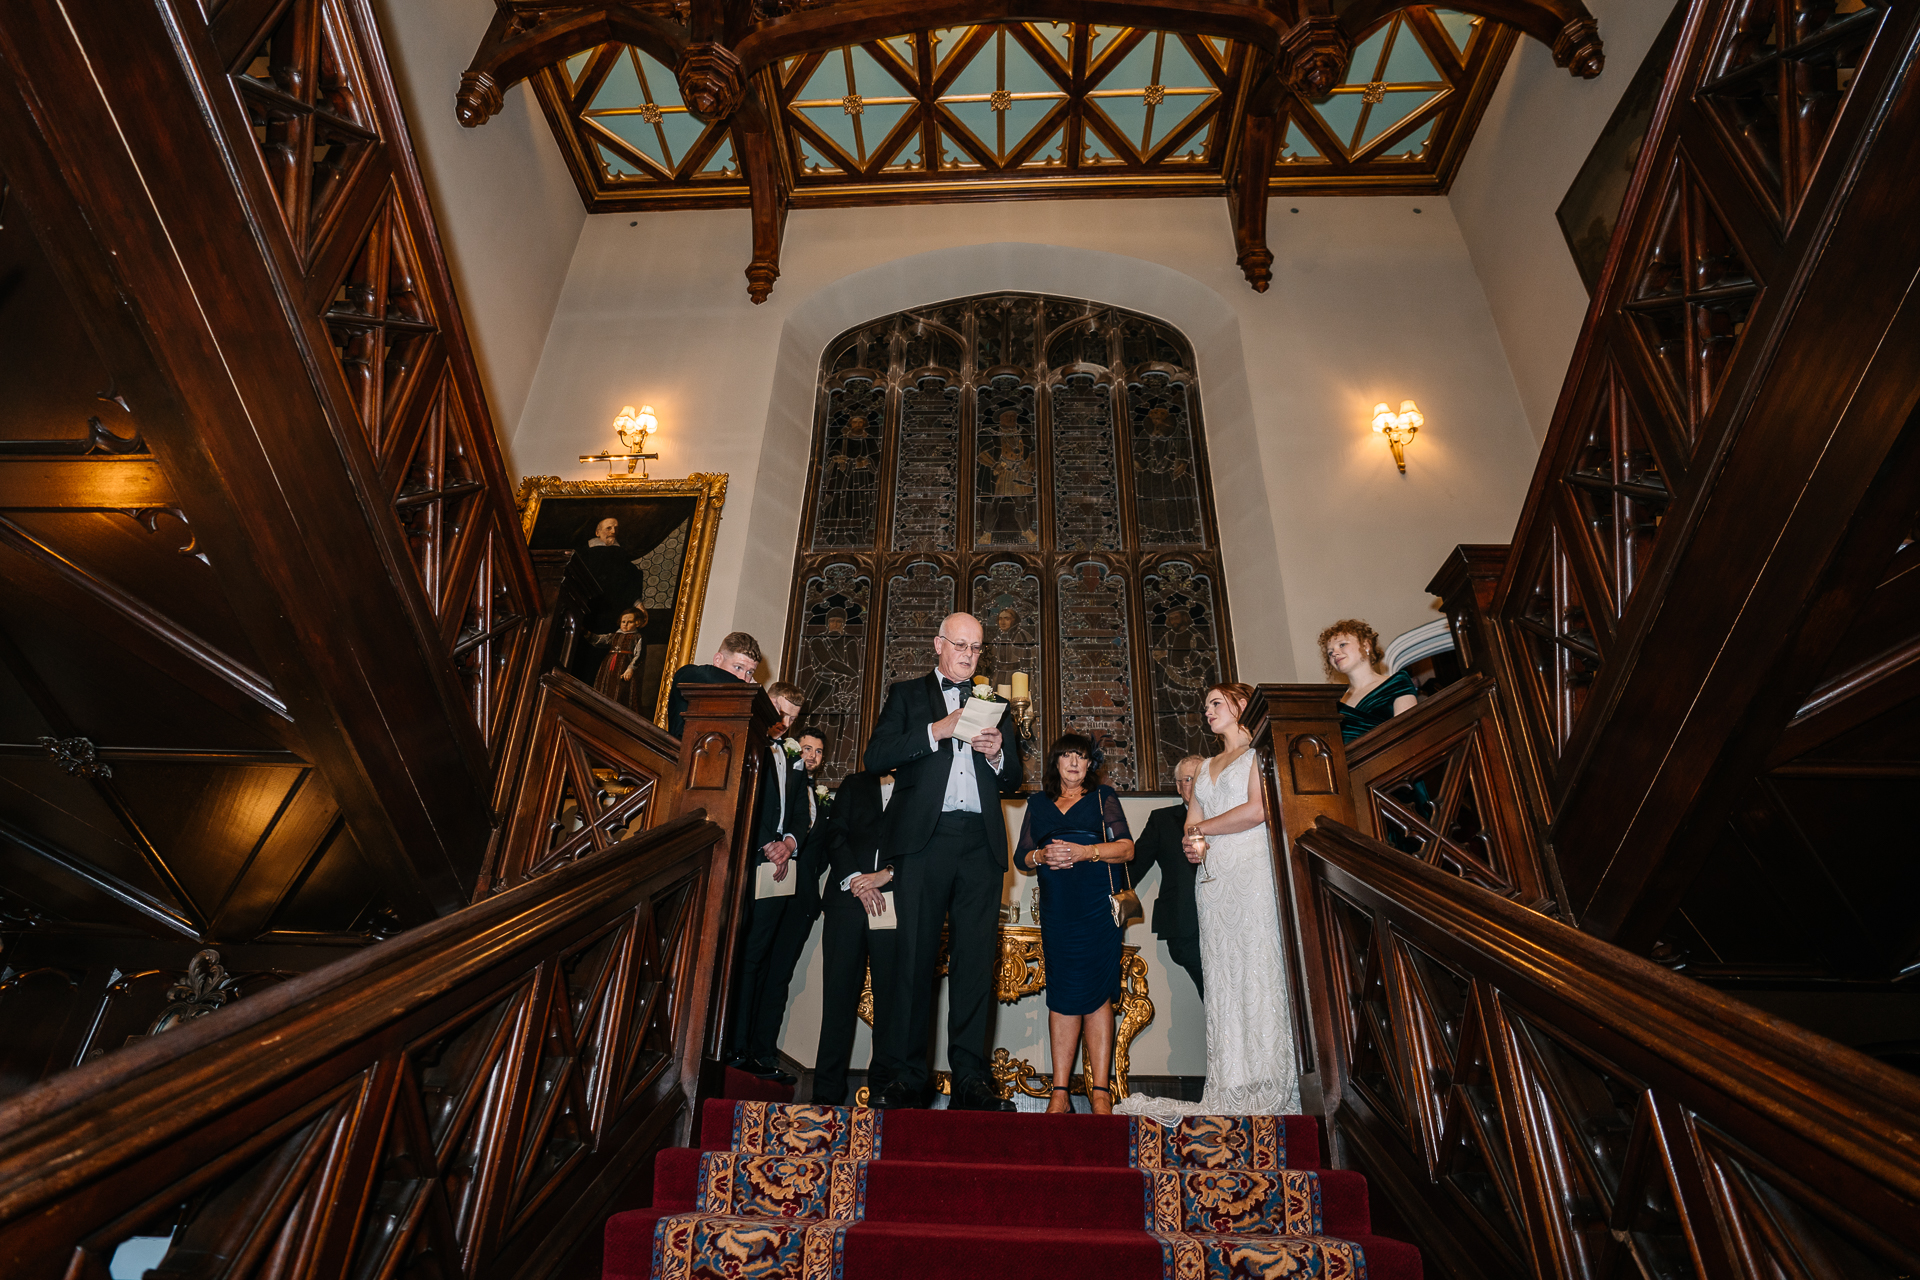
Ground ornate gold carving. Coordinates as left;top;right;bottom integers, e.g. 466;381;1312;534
638;102;665;125
1360;82;1387;106
842;93;864;116
988;89;1012;111
855;924;1154;1101
515;472;729;726
1142;84;1166;107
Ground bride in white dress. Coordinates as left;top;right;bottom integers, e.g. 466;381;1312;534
1116;682;1303;1118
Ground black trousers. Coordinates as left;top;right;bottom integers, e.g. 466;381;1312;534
811;886;899;1106
1164;932;1205;1001
753;865;825;1059
731;888;792;1062
879;813;1002;1093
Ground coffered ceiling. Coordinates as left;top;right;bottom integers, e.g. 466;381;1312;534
532;9;1516;210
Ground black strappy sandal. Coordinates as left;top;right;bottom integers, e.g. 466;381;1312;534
1047;1084;1072;1113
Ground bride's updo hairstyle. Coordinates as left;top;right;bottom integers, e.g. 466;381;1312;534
1316;619;1387;679
1205;682;1258;719
1041;732;1102;799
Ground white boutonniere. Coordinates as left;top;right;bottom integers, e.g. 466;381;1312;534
780;737;804;759
814;783;832;812
968;684;1003;703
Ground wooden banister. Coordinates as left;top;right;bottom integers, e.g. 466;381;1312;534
1295;817;1920;1279
0;812;731;1279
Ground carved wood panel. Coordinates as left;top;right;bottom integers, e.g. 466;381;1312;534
784;292;1234;788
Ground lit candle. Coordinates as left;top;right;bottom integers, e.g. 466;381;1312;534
996;683;1012;700
1011;671;1030;700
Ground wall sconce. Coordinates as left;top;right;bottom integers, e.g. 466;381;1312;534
580;404;659;477
1372;399;1423;473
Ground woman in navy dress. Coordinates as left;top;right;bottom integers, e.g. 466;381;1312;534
1013;734;1134;1114
1321;619;1418;743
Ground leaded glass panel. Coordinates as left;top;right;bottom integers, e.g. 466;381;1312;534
879;561;956;693
975;375;1039;547
811;377;886;549
1058;561;1137;788
791;565;872;780
973;561;1043;775
891;376;961;551
1144;561;1226;781
789;292;1230;789
1051;374;1122;551
1129;372;1205;546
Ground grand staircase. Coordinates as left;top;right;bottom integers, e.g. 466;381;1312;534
605;1094;1422;1280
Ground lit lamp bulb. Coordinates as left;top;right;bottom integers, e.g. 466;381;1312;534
585;404;662;476
1371;399;1423;474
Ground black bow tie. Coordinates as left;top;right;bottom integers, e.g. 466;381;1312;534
940;677;970;693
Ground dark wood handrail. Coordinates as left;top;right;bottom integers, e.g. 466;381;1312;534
0;813;728;1278
1297;817;1920;1277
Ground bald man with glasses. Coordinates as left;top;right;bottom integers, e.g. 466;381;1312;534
862;612;1023;1111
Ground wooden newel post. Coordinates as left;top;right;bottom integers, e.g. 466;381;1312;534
1248;684;1356;1121
670;683;777;1110
1426;544;1506;679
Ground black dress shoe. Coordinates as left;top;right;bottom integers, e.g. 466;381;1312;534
743;1057;797;1086
948;1078;1013;1112
873;1081;924;1110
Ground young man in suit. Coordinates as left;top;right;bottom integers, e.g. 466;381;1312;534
753;725;832;1071
727;681;808;1082
1133;753;1207;998
665;631;762;738
862;612;1022;1111
809;768;897;1106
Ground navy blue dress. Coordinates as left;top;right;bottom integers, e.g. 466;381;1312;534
1015;787;1133;1016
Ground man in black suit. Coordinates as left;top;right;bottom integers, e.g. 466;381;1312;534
1133;753;1206;999
727;681;807;1082
809;768;898;1106
665;632;762;738
756;725;832;1067
863;612;1022;1111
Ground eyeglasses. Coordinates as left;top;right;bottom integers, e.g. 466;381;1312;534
937;636;985;654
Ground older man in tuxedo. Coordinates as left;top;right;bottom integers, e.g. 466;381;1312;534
863;612;1022;1110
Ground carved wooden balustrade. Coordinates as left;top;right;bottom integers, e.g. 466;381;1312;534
1289;817;1920;1280
0;813;726;1280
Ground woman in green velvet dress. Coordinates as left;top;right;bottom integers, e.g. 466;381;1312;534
1320;619;1418;744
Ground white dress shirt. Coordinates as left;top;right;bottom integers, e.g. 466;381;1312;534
930;673;1005;813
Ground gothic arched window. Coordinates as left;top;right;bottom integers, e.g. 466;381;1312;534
785;292;1235;790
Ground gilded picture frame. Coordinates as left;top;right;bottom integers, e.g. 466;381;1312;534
515;472;729;725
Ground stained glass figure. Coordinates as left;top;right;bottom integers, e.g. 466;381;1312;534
1058;561;1136;788
1051;372;1122;551
792;565;871;780
812;377;886;548
975;376;1039;546
1145;561;1225;784
790;292;1232;790
972;562;1043;773
1128;372;1205;546
891;375;960;550
879;561;956;693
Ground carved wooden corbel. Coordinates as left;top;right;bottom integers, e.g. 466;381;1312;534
736;113;788;303
457;3;690;129
1552;15;1605;78
1227;110;1279;293
677;41;747;121
1278;14;1352;100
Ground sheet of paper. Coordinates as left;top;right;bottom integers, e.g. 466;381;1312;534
953;695;1004;744
865;890;897;930
755;861;796;899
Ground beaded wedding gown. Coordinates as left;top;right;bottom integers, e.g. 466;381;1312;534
1115;748;1303;1118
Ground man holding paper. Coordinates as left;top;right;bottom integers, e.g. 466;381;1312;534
863;612;1023;1111
728;681;809;1083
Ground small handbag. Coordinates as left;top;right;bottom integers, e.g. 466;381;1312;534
1103;812;1144;927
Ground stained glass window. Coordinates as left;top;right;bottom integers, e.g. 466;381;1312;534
784;292;1233;788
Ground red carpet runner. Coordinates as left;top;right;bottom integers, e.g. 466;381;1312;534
604;1097;1422;1280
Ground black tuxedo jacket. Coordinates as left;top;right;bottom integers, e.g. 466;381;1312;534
823;771;889;885
752;747;815;861
666;662;745;738
1135;801;1200;940
863;673;1022;868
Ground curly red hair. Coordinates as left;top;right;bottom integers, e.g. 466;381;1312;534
1316;620;1387;680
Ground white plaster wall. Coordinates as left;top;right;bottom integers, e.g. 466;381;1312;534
374;0;587;468
1449;0;1677;442
515;196;1538;682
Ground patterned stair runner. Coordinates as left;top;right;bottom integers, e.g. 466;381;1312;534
607;1101;1422;1280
